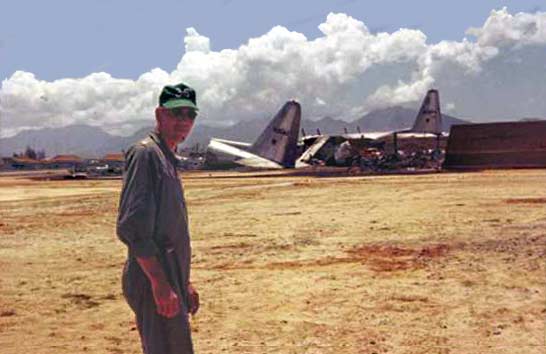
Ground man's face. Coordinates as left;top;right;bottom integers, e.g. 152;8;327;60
156;107;197;144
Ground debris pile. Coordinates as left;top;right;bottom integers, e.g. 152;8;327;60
354;148;445;172
303;138;445;173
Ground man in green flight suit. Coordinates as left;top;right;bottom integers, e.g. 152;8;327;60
117;83;200;354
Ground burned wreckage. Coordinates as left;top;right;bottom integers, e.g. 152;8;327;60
205;90;447;172
296;89;447;171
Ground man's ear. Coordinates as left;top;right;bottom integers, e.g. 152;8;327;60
155;107;163;123
155;107;166;131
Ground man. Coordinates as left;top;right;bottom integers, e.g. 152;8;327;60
117;83;200;354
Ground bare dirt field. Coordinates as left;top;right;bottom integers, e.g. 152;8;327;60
0;169;544;354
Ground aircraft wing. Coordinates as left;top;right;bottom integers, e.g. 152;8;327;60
210;138;252;148
207;138;283;169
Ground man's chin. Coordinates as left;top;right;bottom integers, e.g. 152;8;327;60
171;130;191;144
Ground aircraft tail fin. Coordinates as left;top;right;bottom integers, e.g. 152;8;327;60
250;100;302;167
411;89;442;134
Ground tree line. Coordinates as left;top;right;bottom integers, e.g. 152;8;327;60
12;146;46;160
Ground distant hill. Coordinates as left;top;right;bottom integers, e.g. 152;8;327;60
0;107;471;157
355;106;469;132
301;106;468;135
301;116;349;136
0;124;118;157
96;118;273;154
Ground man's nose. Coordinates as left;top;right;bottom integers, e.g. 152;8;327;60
176;120;194;128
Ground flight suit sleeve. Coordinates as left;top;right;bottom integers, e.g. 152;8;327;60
116;145;159;258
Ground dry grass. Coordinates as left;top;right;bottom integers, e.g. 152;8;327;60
0;169;545;354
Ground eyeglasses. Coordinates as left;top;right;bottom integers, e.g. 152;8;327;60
169;107;198;120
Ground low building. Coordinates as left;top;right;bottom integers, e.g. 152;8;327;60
9;157;45;170
102;153;124;169
47;155;83;169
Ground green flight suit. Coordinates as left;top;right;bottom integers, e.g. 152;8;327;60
117;131;194;354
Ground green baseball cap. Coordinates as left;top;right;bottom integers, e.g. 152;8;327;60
159;83;198;110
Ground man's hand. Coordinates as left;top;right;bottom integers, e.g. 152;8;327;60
187;283;200;316
151;280;181;318
136;256;180;318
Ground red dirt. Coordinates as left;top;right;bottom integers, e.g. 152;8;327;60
347;244;451;272
505;197;546;204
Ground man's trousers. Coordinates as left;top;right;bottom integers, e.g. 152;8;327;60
122;259;194;354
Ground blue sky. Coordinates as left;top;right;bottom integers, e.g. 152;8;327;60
1;1;546;137
0;0;542;81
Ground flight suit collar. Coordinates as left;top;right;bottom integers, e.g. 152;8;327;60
149;131;182;168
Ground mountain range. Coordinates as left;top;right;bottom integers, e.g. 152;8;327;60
0;106;469;158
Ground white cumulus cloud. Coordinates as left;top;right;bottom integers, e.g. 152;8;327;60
1;8;546;137
467;7;546;47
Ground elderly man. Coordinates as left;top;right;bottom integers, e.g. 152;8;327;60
117;83;200;354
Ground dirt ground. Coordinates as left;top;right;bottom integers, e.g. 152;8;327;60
0;169;544;354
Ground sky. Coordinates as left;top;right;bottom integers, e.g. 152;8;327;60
1;0;546;137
